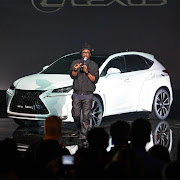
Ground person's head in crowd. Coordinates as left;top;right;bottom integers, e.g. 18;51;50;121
110;120;130;147
44;115;62;141
87;127;109;150
148;144;171;164
130;118;151;148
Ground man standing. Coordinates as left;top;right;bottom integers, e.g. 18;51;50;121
70;43;99;141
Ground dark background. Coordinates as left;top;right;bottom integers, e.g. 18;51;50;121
0;0;180;91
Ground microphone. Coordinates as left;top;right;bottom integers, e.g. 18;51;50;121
83;57;87;66
80;57;87;72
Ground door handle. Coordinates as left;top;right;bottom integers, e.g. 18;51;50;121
124;78;130;82
148;73;154;78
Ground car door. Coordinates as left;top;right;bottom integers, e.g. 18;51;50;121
97;56;132;116
125;55;155;112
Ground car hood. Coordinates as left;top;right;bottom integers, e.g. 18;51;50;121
14;73;73;90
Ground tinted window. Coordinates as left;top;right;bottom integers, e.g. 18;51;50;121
41;53;107;74
143;57;154;67
41;56;80;74
101;56;125;77
125;55;153;72
91;56;107;68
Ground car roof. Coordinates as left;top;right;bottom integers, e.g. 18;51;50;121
64;50;154;61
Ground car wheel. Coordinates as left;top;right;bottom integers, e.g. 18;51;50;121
150;88;171;120
13;119;44;127
90;96;103;127
152;121;171;149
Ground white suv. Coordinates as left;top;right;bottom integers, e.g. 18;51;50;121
6;51;173;126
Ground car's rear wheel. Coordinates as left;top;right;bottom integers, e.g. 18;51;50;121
13;119;44;127
150;88;171;120
90;96;103;127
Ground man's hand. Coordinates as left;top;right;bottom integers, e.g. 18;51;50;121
74;63;82;71
82;65;88;73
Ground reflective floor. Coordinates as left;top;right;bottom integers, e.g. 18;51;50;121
0;112;180;161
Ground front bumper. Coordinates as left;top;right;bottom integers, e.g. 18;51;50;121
6;89;74;122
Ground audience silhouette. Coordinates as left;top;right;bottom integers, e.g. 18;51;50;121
148;144;171;164
73;127;109;179
161;138;180;180
162;160;180;180
130;118;164;179
109;120;130;159
0;138;18;179
0;117;179;179
25;115;70;179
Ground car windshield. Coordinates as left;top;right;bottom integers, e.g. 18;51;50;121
41;53;108;74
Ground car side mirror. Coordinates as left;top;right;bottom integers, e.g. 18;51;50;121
107;68;121;76
42;65;49;71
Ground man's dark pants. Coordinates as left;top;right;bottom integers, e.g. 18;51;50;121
72;97;92;139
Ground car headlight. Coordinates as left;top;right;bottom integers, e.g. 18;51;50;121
7;84;15;96
52;86;72;93
9;84;15;90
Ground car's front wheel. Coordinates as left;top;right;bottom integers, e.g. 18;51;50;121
90;96;103;127
150;88;171;120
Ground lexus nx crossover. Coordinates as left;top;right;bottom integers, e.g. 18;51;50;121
6;51;173;126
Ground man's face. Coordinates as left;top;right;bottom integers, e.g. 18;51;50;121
81;49;91;60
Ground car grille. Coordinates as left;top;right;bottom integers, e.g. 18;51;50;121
10;90;49;114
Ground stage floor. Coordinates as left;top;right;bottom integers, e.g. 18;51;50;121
0;113;180;161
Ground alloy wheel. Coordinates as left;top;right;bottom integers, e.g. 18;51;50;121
153;121;171;148
151;88;171;120
90;96;103;127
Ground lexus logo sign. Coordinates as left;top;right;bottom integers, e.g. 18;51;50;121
31;0;168;13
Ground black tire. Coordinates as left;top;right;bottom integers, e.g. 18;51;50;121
90;96;103;127
152;121;171;149
13;119;44;127
150;88;171;120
